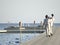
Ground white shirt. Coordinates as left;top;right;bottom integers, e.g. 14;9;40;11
49;17;55;26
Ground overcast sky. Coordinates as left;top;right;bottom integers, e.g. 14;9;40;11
0;0;60;23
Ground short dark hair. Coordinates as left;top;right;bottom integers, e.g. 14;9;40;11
45;15;48;18
51;14;54;17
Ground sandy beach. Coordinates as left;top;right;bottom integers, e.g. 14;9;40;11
20;26;60;45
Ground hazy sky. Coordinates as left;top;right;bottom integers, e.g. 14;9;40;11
0;0;60;23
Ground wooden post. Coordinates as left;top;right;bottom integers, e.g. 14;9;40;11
33;20;35;32
34;20;35;24
19;21;22;28
19;21;22;44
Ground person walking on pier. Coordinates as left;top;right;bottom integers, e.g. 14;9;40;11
49;14;55;36
43;15;51;37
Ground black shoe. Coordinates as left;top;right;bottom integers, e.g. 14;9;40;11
51;34;53;36
48;35;50;37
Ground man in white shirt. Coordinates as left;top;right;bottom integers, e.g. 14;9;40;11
50;14;55;36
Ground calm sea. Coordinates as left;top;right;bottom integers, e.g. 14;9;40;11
0;23;60;45
0;23;60;30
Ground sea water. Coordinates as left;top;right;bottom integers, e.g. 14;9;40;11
0;23;60;45
0;33;20;45
0;23;41;45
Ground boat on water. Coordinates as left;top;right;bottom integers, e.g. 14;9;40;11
4;26;25;30
4;25;44;30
